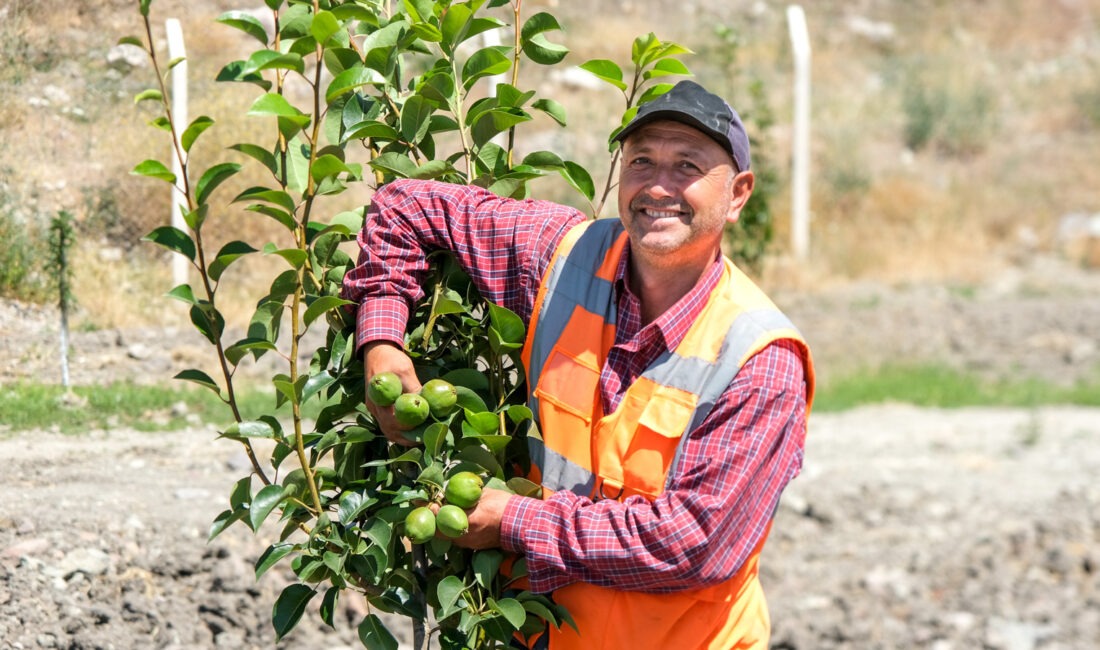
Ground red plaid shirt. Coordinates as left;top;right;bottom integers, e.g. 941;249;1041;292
343;179;809;594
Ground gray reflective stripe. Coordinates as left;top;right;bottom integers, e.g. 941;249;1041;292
662;308;804;491
526;219;623;424
527;437;597;495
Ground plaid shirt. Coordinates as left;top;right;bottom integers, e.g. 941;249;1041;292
343;179;809;594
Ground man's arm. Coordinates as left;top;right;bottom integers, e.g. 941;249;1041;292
497;340;809;594
342;179;585;353
342;179;584;441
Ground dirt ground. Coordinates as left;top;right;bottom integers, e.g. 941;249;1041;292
2;254;1099;649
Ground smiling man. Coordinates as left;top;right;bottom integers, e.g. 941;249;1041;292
343;80;815;650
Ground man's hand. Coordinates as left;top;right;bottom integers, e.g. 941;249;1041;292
363;341;421;446
451;487;512;550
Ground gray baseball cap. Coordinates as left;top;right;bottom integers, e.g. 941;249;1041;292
612;80;751;172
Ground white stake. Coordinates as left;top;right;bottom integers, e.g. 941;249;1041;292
787;5;812;261
166;18;189;287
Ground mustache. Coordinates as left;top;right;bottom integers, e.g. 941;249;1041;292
630;197;686;212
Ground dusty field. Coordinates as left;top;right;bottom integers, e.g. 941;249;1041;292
2;255;1099;650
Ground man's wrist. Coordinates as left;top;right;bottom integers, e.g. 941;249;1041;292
500;494;540;554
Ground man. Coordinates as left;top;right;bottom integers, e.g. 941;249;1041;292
342;80;815;649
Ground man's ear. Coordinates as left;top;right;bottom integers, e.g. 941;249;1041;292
726;170;755;224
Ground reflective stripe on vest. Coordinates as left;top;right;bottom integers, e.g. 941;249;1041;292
524;219;811;498
520;217;815;650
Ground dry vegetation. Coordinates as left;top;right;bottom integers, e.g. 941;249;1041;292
1;0;1098;329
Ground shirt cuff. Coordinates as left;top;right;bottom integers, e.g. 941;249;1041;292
500;494;542;554
355;296;410;353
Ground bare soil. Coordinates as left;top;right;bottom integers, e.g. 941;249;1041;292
3;256;1100;650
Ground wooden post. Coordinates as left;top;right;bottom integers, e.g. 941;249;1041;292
787;5;812;261
166;18;189;287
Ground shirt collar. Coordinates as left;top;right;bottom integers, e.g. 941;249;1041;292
614;242;725;349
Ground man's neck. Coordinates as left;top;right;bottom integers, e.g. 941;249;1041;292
627;255;711;325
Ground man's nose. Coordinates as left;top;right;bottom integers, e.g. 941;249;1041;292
644;167;678;199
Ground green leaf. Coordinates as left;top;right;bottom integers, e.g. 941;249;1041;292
263;242;308;269
282;136;313;193
222;420;277;440
310;153;355;183
578;59;627;91
217;11;270;44
522;150;564;169
248;93;311;127
215;60;272;91
532;98;567;126
643;56;692;80
436;575;467;619
520;12;569;65
189;302;225;345
638;82;675;106
559;161;595;202
272;584;315;642
399;95;433;145
182;204;208;231
142;226;195;261
411;159;454;180
234;186;298;214
224;337;278;366
487;303;525;346
166;284;197;305
304;296;354;327
133;88;162;104
462;411;500;436
369;152;417;179
461;46;511;91
302;370;336;402
208;508;246;541
490;597;527;631
320;586;340;628
195;162;241;205
505;476;542;497
326;65;385;104
255;542;296;579
117;35;144;48
243;50;306;76
631;32;659;67
173;368;220;393
357;614;399;650
472;550;504;589
229;143;278;174
310;10;342;45
249;483;287;531
208;240;257;282
131;159;176;184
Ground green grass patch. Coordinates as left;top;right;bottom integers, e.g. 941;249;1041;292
814;363;1100;413
0;381;319;434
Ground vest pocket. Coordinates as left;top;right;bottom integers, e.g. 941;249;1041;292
533;347;599;423
618;386;695;498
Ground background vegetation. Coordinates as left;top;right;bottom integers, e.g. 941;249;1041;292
1;0;1098;405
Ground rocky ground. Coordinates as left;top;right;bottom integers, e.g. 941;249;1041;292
2;254;1099;649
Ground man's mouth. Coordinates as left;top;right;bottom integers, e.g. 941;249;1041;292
633;202;687;219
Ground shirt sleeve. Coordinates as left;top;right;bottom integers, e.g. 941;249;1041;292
499;339;809;594
341;179;586;352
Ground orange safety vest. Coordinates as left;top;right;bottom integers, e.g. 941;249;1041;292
519;219;815;650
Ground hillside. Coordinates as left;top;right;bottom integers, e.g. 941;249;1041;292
2;0;1099;322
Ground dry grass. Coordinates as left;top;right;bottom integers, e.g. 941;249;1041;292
3;0;1099;328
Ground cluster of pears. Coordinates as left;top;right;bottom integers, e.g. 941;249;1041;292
403;471;485;544
366;372;483;544
366;371;459;426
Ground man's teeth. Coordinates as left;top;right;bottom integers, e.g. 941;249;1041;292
645;209;679;218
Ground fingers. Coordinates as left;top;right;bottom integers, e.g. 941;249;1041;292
363;341;422;445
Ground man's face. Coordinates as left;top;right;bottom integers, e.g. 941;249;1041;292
617;120;752;269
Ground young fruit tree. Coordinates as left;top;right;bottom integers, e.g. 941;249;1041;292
127;0;697;647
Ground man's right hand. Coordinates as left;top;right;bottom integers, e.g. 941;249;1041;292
363;341;422;446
